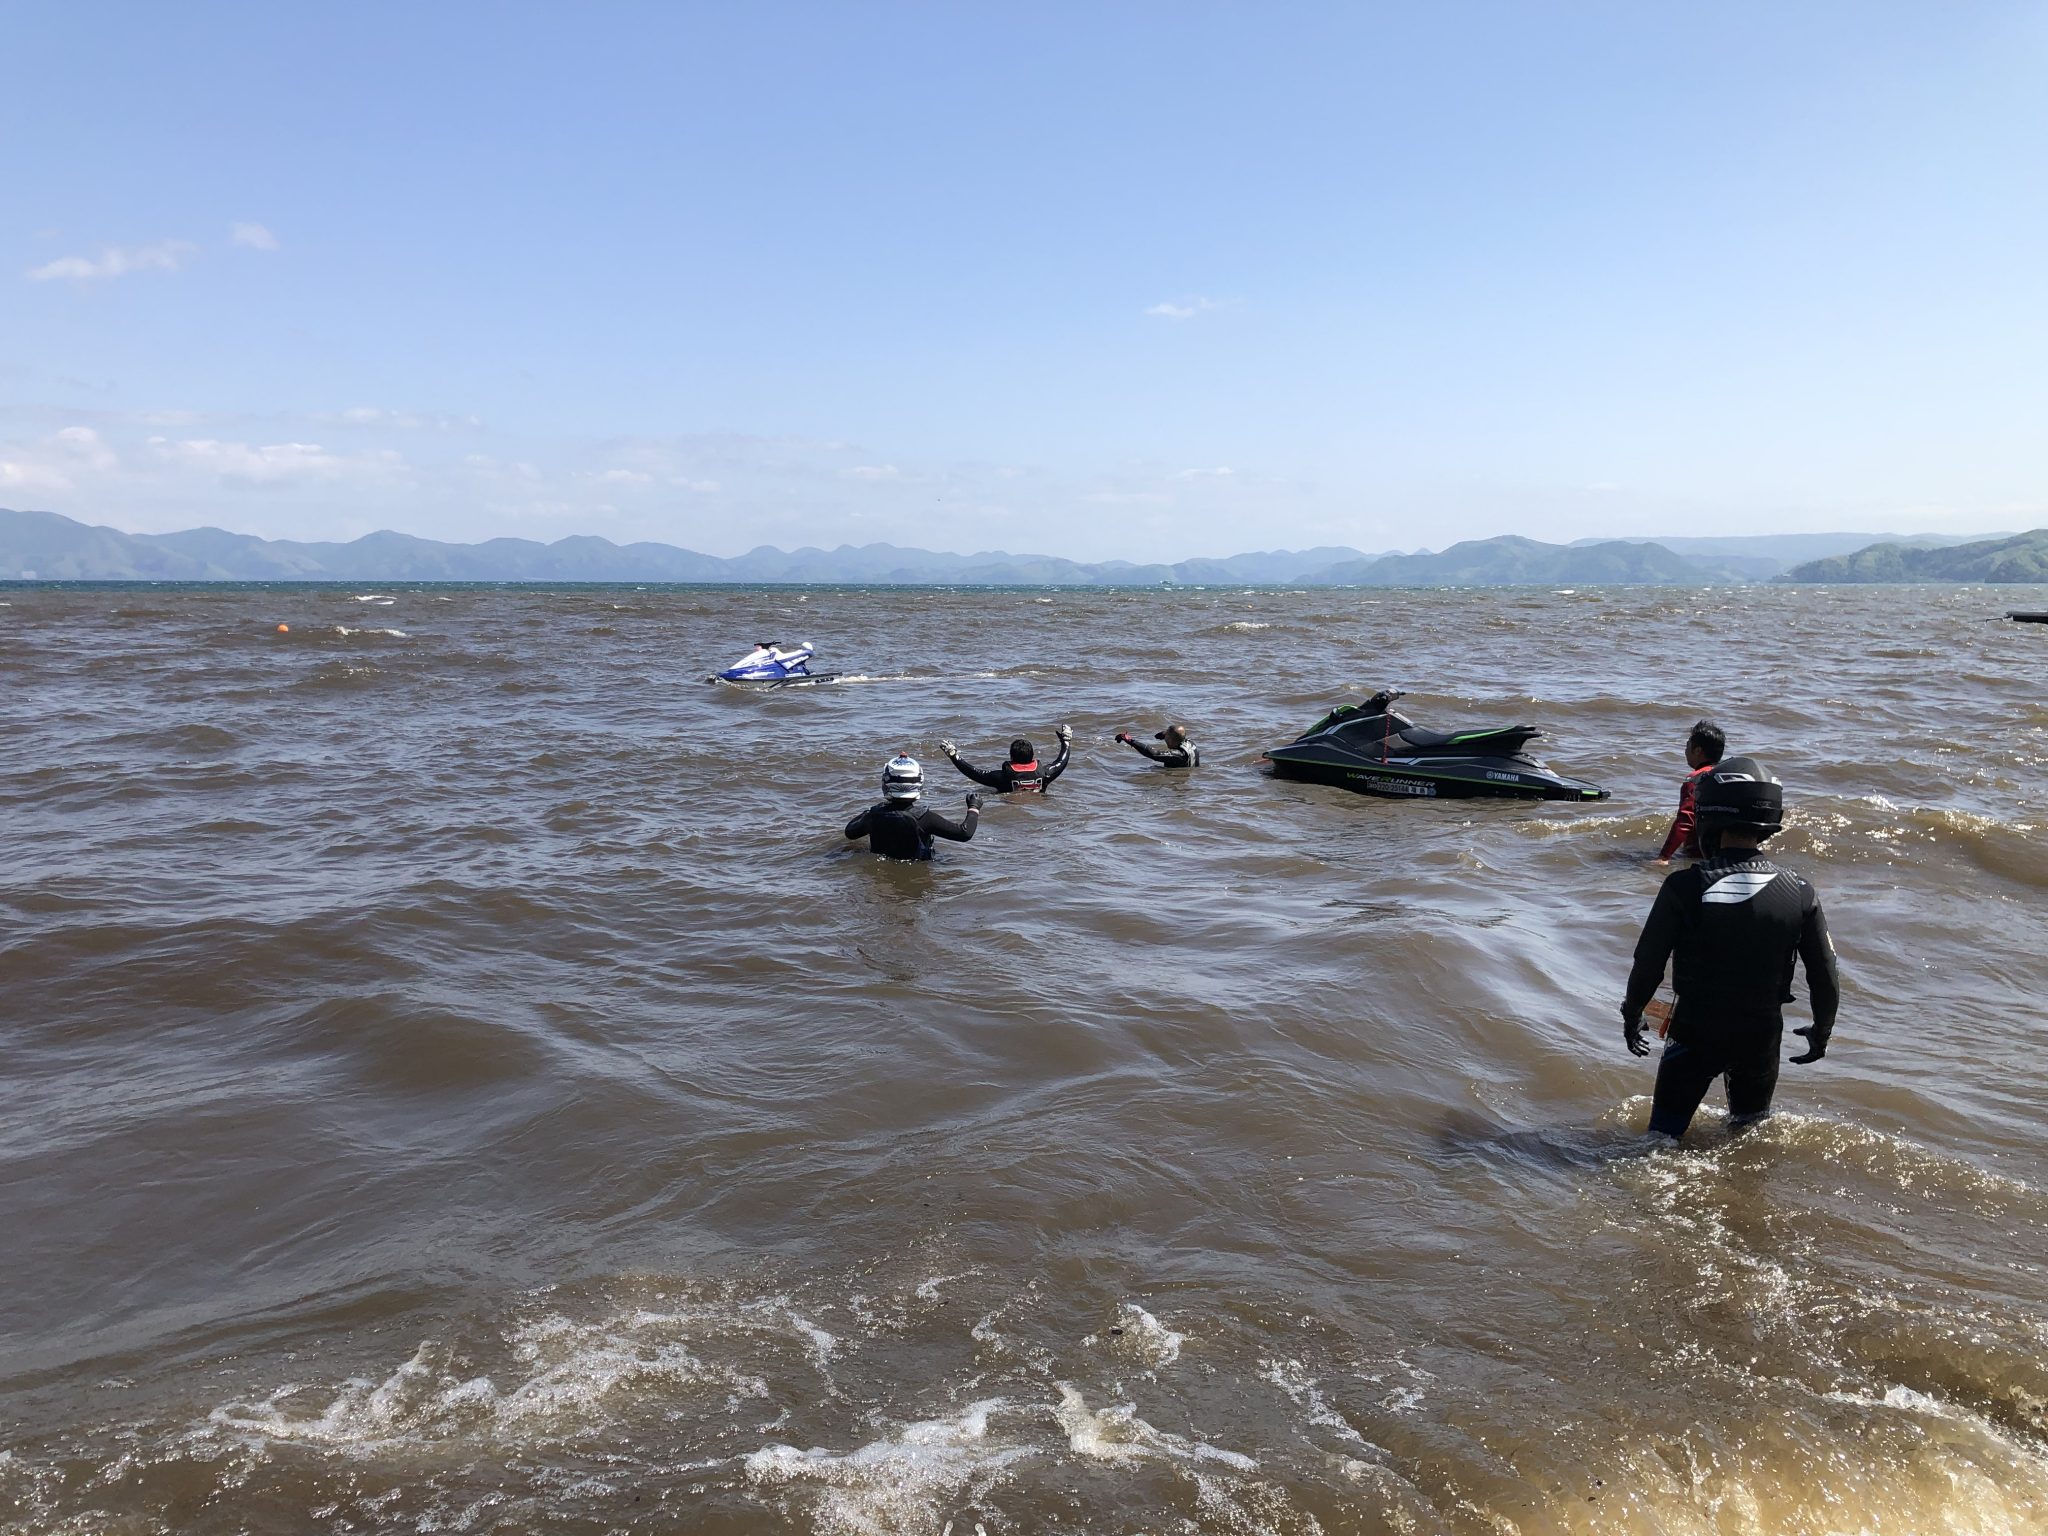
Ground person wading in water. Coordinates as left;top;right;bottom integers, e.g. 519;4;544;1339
1653;718;1726;865
1620;757;1841;1137
1115;723;1199;768
938;725;1073;793
844;755;981;861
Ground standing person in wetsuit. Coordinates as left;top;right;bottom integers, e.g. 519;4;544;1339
1620;757;1841;1137
1654;718;1726;865
938;724;1072;793
1114;723;1199;768
843;755;982;860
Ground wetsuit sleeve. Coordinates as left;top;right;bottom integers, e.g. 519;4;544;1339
918;806;978;842
1126;737;1172;763
1623;871;1691;1018
1657;773;1697;860
946;753;1007;790
844;808;874;839
1042;738;1071;784
1800;889;1841;1034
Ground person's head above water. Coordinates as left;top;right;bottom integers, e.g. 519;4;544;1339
1686;718;1726;768
1009;738;1035;764
1156;724;1189;748
882;754;923;802
1695;755;1781;849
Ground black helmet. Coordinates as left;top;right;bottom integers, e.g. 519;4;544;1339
1695;756;1783;836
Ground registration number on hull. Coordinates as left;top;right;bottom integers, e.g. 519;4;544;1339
1350;773;1437;796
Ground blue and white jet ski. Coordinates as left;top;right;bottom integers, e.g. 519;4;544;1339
707;641;836;688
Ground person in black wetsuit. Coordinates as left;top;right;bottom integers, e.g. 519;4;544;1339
1115;723;1199;768
938;724;1072;793
844;755;982;860
1619;757;1841;1137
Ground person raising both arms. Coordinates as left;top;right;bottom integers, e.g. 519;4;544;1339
1654;718;1725;865
938;724;1072;793
844;755;982;861
1619;757;1841;1138
1115;722;1199;768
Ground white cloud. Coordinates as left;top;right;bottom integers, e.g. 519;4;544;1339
230;222;279;251
671;477;720;493
1144;296;1217;321
312;406;483;431
1174;466;1235;480
53;425;117;470
842;464;902;481
26;240;198;282
146;436;402;485
1084;490;1173;506
0;459;72;493
594;468;654;485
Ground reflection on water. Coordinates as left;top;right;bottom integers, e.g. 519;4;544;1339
1;581;2045;1532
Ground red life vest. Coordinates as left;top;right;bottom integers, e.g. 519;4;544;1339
1007;759;1042;791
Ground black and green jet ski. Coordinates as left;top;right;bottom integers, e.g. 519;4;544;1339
1263;689;1609;801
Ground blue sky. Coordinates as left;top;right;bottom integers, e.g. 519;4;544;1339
5;3;2046;560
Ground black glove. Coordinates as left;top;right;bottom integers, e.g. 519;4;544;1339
1789;1025;1829;1064
1622;1008;1651;1057
965;791;984;811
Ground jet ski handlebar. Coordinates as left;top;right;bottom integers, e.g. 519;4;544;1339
1366;688;1408;711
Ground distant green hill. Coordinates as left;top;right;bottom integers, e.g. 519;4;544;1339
1323;535;1718;586
1782;528;2048;583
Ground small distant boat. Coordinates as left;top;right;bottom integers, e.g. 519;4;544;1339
2007;610;2048;624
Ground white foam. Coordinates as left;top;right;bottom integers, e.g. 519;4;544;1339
334;625;408;637
1258;1357;1368;1444
1054;1385;1255;1470
915;1271;978;1304
203;1298;835;1453
745;1400;1033;1536
353;595;396;604
1221;620;1270;631
1084;1303;1183;1367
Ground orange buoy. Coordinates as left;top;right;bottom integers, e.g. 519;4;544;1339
276;623;290;633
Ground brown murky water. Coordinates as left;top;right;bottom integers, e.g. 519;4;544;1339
2;581;2045;1534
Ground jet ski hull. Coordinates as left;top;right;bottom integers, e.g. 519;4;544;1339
1264;744;1608;800
1265;691;1608;801
706;672;839;688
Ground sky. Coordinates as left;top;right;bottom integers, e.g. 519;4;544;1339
4;2;2047;561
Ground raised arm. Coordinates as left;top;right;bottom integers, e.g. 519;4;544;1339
921;797;982;842
945;753;1006;790
1118;732;1173;763
1042;726;1073;784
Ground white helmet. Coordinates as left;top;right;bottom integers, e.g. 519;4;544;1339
882;754;923;801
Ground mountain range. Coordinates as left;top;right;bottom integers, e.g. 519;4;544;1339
0;507;2032;586
1779;528;2048;583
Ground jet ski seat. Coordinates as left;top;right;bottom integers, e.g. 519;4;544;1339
1395;723;1542;752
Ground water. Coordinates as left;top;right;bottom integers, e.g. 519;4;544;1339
1;581;2044;1534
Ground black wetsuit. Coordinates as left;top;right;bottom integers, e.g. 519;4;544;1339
843;800;978;861
945;740;1070;793
1623;853;1840;1136
1123;736;1199;768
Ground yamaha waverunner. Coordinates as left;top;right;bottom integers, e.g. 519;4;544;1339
707;641;837;688
1263;689;1608;801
